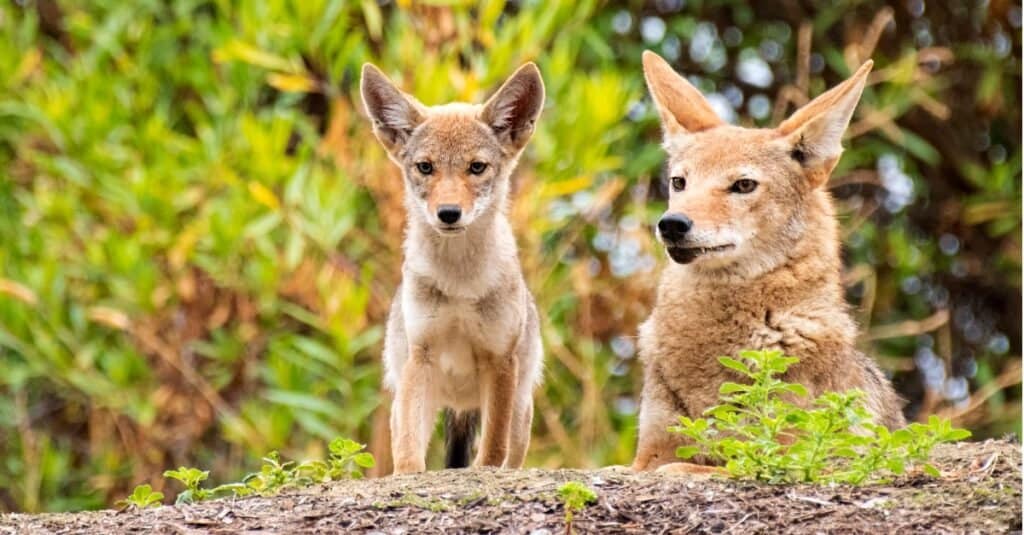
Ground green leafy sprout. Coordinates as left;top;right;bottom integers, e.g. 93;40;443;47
557;481;598;532
116;484;164;509
153;438;374;505
671;350;972;485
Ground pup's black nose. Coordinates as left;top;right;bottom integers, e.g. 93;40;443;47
658;213;693;240
437;204;462;225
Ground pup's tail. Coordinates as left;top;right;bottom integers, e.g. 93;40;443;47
444;409;479;469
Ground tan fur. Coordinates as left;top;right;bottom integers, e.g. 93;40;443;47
426;174;474;217
632;51;905;472
361;63;545;474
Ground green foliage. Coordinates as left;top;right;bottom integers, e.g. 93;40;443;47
162;467;214;504
161;438;373;504
239;438;375;496
557;481;598;529
672;350;972;485
116;484;164;509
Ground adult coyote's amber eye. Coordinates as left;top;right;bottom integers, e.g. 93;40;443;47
468;161;488;175
670;176;686;192
730;178;759;194
415;161;434;175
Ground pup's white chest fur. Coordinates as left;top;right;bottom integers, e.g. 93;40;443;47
414;297;483;409
392;279;519;410
433;325;481;410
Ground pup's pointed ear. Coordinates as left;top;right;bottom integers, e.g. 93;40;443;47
777;60;873;185
481;62;545;151
360;63;426;155
642;50;723;136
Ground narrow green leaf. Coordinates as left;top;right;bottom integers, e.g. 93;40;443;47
718;357;752;375
675;446;700;459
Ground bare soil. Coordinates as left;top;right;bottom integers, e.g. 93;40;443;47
2;439;1019;534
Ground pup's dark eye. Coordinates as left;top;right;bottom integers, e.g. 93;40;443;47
670;176;686;192
415;161;434;175
730;179;758;194
468;161;488;175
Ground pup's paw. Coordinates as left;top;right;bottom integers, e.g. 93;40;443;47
655;462;726;479
391;460;427;475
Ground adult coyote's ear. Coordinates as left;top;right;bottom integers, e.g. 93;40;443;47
776;60;873;186
360;63;426;156
480;62;546;152
642;50;723;138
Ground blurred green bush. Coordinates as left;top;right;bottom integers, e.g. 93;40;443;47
0;0;1019;512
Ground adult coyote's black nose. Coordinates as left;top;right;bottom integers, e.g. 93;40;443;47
437;204;462;225
658;213;693;241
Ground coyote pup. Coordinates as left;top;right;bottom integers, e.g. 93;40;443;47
361;63;545;474
632;51;906;472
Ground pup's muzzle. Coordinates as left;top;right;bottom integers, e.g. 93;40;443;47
436;204;462;225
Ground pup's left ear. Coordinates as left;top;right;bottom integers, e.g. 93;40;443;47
776;60;873;187
361;63;426;156
481;62;545;151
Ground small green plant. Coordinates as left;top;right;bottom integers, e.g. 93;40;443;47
304;437;378;481
116;484;164;509
240;438;376;495
557;481;597;534
163;467;214;503
239;451;295;496
159;438;375;504
671;350;972;485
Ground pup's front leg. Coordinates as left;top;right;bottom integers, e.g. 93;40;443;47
391;345;436;474
503;393;533;469
474;354;517;467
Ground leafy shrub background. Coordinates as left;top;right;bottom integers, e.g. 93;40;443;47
0;0;1019;511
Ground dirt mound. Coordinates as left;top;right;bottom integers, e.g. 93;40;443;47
3;439;1019;534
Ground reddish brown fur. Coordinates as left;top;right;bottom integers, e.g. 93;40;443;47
426;175;474;216
632;51;905;472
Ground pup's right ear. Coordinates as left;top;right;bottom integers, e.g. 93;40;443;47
360;63;426;155
480;62;546;152
642;50;723;138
